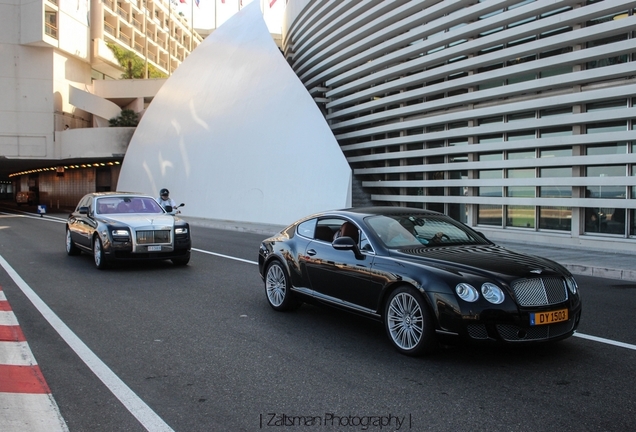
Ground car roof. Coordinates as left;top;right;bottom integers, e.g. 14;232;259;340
306;206;444;224
86;192;151;199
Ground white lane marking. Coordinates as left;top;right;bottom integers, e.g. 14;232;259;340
0;211;66;224
0;255;174;432
574;332;636;351
192;247;258;265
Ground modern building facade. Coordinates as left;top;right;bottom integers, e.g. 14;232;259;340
1;0;202;206
282;0;636;251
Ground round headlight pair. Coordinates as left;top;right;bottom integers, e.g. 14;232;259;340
455;282;505;304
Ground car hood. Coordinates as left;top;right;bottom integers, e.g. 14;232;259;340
393;244;568;281
99;214;176;228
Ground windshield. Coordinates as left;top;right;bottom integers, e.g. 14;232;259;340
96;197;164;215
365;214;487;248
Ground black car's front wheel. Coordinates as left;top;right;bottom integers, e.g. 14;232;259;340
265;261;300;311
385;286;436;356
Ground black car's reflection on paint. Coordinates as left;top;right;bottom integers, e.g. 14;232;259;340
258;207;581;356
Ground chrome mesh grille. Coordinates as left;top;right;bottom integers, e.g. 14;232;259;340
497;321;574;342
136;230;170;244
512;277;568;307
467;324;489;340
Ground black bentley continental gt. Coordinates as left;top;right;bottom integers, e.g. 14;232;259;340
66;192;191;269
258;207;581;356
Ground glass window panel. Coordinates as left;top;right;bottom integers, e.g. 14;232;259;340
507;206;535;228
540;167;572;198
479;116;503;125
540;127;572;137
508;111;535;122
587;122;626;134
478;135;503;144
586;143;627;155
541;147;572;158
631;210;636;236
586;165;626;199
507;131;535;141
479;153;503;161
448;203;467;224
587;166;626;177
587;100;627;111
539;207;571;231
450;154;468;163
508;151;535;159
540;107;571;117
448;138;468;146
478;204;502;226
585;208;626;234
479;170;502;197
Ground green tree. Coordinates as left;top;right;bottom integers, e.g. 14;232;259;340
107;43;167;79
109;109;139;127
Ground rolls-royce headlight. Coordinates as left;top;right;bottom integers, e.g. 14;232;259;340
175;227;188;234
111;229;129;237
456;283;479;302
481;283;505;304
566;276;578;294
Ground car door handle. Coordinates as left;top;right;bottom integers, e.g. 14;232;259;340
307;249;316;256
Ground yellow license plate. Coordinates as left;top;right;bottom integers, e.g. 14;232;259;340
530;309;568;326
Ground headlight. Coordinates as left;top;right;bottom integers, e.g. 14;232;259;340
481;283;505;304
111;229;129;237
175;227;188;234
566;276;578;294
456;283;479;302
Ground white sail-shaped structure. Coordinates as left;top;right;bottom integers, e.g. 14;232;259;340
117;2;351;226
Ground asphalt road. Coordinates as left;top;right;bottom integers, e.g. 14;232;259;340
0;209;634;431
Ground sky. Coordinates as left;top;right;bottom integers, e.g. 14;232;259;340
175;0;285;33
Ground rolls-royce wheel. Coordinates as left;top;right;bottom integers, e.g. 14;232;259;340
65;229;80;256
93;236;109;270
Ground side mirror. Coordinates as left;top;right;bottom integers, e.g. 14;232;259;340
164;205;173;213
332;236;364;259
79;206;89;215
179;203;185;207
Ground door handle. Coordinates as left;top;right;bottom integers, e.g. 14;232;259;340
307;249;316;256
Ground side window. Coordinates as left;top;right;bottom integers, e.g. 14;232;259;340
297;219;317;239
315;218;347;242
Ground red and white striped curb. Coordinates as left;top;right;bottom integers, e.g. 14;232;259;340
0;287;68;432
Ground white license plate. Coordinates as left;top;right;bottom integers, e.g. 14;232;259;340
148;245;162;252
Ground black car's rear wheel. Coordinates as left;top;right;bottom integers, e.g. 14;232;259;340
265;261;300;311
65;229;80;256
93;236;109;269
385;286;436;356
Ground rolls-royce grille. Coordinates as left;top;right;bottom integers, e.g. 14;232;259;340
512;277;568;307
136;230;170;244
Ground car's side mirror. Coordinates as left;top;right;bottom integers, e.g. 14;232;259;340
164;205;173;213
332;236;364;259
79;206;89;215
